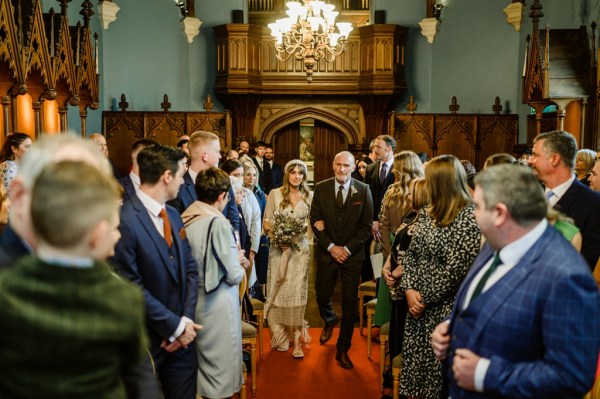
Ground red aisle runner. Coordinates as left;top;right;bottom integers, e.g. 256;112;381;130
252;327;382;398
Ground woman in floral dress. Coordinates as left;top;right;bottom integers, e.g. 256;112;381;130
399;155;481;399
263;159;312;358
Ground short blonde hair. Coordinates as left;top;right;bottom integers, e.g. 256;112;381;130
576;149;597;175
31;161;120;248
188;130;219;151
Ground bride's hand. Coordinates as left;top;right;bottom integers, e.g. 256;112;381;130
278;244;289;251
313;220;325;232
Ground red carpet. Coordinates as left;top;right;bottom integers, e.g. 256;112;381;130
253;327;382;398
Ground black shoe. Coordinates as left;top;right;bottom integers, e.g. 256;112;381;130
335;350;354;369
319;315;340;344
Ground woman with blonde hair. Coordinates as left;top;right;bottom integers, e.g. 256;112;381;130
374;151;424;328
263;159;312;358
575;149;596;187
381;177;428;386
399;155;481;399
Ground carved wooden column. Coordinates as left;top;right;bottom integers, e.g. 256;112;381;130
32;101;42;138
1;97;10;136
80;109;87;137
59;106;68;132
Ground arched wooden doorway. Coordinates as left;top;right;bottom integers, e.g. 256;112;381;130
271;119;347;188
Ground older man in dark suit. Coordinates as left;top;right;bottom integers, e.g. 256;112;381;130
432;164;600;398
310;151;373;369
113;144;200;399
528;130;600;269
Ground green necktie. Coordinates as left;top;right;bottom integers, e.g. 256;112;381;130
469;253;502;304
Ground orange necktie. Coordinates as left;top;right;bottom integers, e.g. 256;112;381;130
159;208;173;248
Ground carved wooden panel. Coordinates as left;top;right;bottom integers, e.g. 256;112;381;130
103;95;232;176
391;97;518;170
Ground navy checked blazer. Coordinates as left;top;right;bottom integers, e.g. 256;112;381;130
444;225;600;399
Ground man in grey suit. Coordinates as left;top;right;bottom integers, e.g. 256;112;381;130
310;151;373;369
432;164;600;398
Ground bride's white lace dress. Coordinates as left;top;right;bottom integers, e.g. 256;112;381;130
264;188;312;350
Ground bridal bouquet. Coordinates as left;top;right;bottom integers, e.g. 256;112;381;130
270;210;306;251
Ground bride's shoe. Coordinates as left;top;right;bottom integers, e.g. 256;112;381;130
292;339;304;359
275;342;289;352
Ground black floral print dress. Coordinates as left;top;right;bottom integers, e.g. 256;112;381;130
399;204;481;399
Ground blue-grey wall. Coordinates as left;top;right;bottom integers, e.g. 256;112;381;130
40;0;596;142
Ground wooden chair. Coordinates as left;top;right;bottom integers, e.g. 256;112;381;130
358;280;377;335
365;298;377;359
239;274;257;394
249;297;264;359
391;354;402;399
241;321;257;394
379;322;389;391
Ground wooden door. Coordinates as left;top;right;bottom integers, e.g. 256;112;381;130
313;121;347;184
272;123;300;176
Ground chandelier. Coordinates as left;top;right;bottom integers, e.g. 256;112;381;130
268;1;353;83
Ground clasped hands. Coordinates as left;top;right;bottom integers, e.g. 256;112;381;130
405;289;425;318
313;220;349;263
431;322;480;392
382;258;403;287
161;321;202;352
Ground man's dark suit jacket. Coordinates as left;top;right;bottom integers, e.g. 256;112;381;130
554;179;600;269
363;160;395;220
112;195;199;352
167;171;240;231
118;174;136;203
252;157;273;194
310;178;373;264
445;226;600;398
0;224;30;270
271;162;283;191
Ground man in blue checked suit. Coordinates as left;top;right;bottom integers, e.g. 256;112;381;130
113;144;200;399
432;164;600;399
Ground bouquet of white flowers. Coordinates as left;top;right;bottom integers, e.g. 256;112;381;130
270;210;306;251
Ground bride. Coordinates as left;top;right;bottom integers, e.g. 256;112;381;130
263;159;312;359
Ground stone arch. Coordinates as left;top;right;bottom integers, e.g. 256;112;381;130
259;106;360;145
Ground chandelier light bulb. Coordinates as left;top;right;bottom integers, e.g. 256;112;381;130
270;0;353;83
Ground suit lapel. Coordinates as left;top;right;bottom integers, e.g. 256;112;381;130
554;179;579;214
131;197;179;282
464;230;551;346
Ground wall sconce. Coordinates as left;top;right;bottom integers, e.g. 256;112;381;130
174;0;188;17
419;2;444;44
503;1;524;32
98;0;120;30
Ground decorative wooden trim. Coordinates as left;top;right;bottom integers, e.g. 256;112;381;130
391;96;518;170
103;94;232;176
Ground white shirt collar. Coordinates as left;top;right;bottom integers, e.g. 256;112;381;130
335;179;351;191
129;171;140;189
496;218;548;267
546;174;575;205
136;189;164;218
188;169;198;186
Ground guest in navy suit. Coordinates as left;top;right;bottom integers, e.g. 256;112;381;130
432;164;600;399
362;134;396;281
113;144;200;399
264;144;283;191
118;138;159;203
528;130;600;269
0;135;160;399
168;130;240;232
